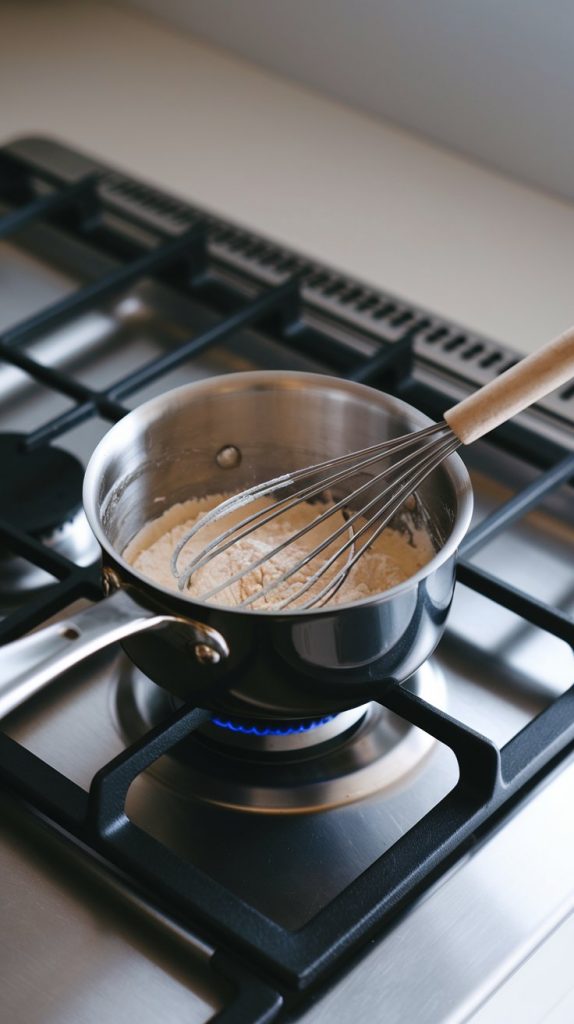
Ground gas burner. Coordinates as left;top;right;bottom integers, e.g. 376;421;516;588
204;706;369;752
0;433;98;598
112;661;447;813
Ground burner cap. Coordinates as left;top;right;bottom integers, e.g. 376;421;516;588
0;433;84;536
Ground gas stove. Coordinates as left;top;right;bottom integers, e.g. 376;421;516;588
0;137;573;1024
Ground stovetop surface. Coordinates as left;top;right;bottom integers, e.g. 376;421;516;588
0;137;572;1024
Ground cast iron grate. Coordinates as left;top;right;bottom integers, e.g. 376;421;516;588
0;149;573;1022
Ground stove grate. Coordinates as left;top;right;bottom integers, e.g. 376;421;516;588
0;145;572;1019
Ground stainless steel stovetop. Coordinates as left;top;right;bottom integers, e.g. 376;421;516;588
0;137;573;1024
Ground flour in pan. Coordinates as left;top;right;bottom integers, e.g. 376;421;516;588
124;494;435;610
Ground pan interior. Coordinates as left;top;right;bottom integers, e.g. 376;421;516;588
91;375;466;602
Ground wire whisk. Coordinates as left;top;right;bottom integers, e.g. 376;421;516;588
171;326;574;610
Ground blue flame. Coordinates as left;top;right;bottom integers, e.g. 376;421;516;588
210;714;337;737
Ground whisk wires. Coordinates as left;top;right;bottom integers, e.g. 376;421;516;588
171;422;459;610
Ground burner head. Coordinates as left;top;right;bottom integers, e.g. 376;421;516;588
203;707;369;752
0;433;84;535
114;661;447;812
0;433;98;598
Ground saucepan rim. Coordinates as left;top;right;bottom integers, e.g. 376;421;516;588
83;371;474;617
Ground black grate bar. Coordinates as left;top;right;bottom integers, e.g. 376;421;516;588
347;333;414;385
0;342;103;403
0;342;130;423
0;573;101;645
0;517;76;579
95;395;130;420
0;733;88;830
109;275;301;400
381;682;501;798
23;401;99;450
23;276;300;449
24;394;130;451
0;174;99;239
0;225;206;347
501;685;574;786
457;561;574;644
461;450;574;558
89;704;212;834
210;955;283;1023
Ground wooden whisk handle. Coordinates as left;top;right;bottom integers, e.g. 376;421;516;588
444;326;574;444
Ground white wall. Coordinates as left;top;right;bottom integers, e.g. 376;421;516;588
120;0;574;202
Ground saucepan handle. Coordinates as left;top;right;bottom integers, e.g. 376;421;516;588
0;588;228;719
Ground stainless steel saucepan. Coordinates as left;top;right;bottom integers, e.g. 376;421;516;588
0;372;472;720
